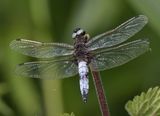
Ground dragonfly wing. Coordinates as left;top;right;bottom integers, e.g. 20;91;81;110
87;15;148;51
15;58;78;79
10;39;74;58
90;39;150;71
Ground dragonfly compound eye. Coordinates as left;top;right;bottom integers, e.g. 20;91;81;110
72;28;81;39
73;27;81;33
77;29;85;36
72;28;86;39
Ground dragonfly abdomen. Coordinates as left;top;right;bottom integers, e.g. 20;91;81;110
78;61;89;102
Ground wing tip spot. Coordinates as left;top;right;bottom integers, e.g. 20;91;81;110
16;38;22;41
10;39;23;48
18;63;25;66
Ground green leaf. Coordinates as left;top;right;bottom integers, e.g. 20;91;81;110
61;112;75;116
125;86;160;116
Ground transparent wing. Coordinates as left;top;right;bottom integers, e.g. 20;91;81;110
15;58;78;79
87;15;148;51
10;39;74;58
90;39;150;71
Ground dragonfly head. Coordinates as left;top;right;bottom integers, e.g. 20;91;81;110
72;28;86;39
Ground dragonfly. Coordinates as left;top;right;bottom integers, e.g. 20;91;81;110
10;15;150;102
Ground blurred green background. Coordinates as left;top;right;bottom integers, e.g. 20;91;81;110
0;0;160;116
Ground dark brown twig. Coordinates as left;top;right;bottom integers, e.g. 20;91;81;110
90;68;110;116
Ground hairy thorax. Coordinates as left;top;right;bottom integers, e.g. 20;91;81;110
73;36;90;63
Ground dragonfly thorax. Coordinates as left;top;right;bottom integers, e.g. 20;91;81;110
72;28;91;63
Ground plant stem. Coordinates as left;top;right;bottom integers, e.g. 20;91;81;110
91;70;110;116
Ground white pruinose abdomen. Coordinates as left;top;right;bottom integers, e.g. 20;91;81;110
78;61;89;102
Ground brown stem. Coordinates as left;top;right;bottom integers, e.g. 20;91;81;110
91;70;110;116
